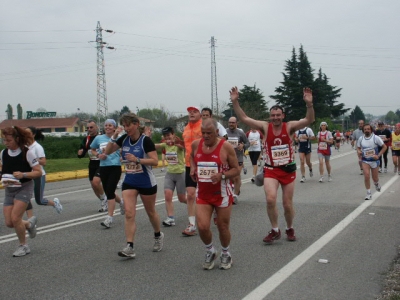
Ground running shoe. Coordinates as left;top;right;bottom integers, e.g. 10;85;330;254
119;199;125;215
53;198;63;214
161;168;165;172
118;244;135;258
203;251;217;270
379;168;382;173
243;167;247;175
328;175;332;182
309;170;313;177
219;253;233;270
162;217;176;227
99;198;108;212
13;245;31;257
182;224;197;236
360;169;364;175
101;216;113;228
286;228;296;241
383;167;387;173
319;176;324;183
233;194;238;205
263;229;281;244
300;176;306;183
375;182;381;192
153;232;164;252
251;177;255;183
365;193;372;200
27;216;37;239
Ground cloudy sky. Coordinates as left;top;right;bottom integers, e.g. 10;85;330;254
1;0;399;121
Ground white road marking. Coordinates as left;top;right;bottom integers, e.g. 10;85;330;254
242;174;400;300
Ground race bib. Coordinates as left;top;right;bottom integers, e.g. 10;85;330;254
394;141;400;148
197;162;218;182
165;152;178;165
318;142;328;150
123;160;143;174
1;174;21;188
88;150;99;160
99;142;108;154
379;135;386;139
363;147;375;158
299;134;308;142
271;144;290;165
227;137;239;148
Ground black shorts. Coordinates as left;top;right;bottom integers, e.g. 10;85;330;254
185;166;197;188
121;183;157;195
88;165;101;181
298;148;312;154
249;151;261;165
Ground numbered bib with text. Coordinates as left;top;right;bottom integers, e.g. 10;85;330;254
197;162;218;182
123;160;143;174
318;142;328;150
227;137;239;148
271;144;290;165
165;152;178;165
363;147;375;158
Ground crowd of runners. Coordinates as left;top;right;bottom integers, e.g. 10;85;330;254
1;87;400;271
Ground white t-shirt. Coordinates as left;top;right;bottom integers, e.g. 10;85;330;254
29;141;46;175
247;131;262;152
217;122;227;137
357;134;384;161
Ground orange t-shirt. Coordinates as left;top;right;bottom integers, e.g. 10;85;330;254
182;119;202;166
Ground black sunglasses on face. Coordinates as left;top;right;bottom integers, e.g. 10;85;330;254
87;126;94;129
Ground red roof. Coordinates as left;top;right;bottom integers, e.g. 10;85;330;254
0;118;80;129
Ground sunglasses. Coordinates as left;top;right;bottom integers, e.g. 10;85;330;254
87;126;94;129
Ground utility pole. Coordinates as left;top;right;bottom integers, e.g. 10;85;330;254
95;21;114;125
210;36;219;116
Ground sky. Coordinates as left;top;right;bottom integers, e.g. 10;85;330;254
1;0;399;121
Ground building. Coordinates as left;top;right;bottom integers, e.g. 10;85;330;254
0;118;83;134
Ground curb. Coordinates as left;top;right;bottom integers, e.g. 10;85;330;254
1;160;167;189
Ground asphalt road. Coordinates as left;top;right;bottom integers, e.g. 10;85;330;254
1;143;399;300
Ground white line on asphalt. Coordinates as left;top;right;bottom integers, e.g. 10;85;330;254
0;196;178;244
242;174;400;300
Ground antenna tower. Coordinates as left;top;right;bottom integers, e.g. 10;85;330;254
210;36;219;116
95;21;109;121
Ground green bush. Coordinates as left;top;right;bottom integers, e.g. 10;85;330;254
41;136;83;159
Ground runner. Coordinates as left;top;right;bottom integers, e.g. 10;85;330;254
352;120;365;174
155;126;187;227
77;120;107;212
190;118;240;269
230;86;315;244
334;130;342;151
375;121;391;173
226;117;249;204
294;126;315;183
104;113;163;258
357;124;386;200
1;126;41;257
201;107;228;139
91;119;124;229
391;123;400;175
182;106;203;236
26;126;63;214
246;127;263;183
317;122;333;182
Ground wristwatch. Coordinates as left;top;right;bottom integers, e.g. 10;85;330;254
221;173;226;180
137;158;141;164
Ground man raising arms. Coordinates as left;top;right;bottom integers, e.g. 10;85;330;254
230;86;314;243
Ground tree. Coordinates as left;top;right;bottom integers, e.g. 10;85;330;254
6;104;13;119
349;105;365;128
138;107;175;128
385;111;399;125
395;109;400;120
120;106;130;115
270;46;347;121
17;103;23;119
223;84;269;131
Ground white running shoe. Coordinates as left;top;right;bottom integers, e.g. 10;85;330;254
99;198;108;212
13;245;31;257
153;232;164;252
383;167;387;173
53;198;63;214
300;176;306;183
118;244;135;258
27;216;37;238
375;182;381;192
328;175;332;182
319;177;324;183
360;169;364;175
101;216;113;228
119;199;125;215
365;193;372;200
162;217;176;227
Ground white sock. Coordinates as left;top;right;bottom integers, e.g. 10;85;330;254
189;216;195;226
